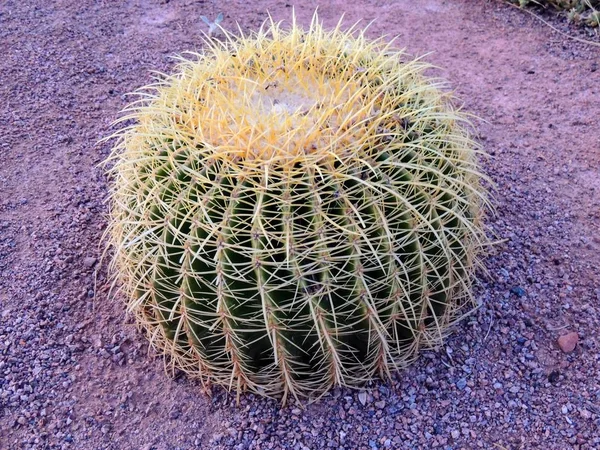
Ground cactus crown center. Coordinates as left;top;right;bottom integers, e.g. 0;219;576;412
152;23;408;171
192;48;371;168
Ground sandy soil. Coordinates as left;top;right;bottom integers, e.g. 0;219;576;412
1;0;599;449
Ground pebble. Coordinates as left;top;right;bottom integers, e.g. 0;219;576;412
557;332;579;353
456;378;467;390
511;286;526;297
83;257;97;268
358;391;367;406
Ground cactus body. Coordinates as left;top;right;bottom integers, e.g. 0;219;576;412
106;16;489;401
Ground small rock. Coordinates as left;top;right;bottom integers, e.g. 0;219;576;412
510;286;526;297
291;408;302;416
456;378;467;390
374;400;386;409
83;257;97;268
358;391;367;406
451;429;460;439
92;335;103;348
557;332;578;353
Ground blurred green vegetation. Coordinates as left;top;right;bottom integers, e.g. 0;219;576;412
512;0;600;27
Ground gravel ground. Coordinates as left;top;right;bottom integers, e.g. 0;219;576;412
1;0;599;449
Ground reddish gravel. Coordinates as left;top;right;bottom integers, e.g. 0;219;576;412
1;1;599;449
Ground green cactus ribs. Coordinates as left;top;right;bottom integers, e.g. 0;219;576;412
105;13;490;402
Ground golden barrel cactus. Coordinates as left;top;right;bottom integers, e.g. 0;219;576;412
105;15;489;402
